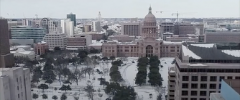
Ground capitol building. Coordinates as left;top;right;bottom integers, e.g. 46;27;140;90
102;7;182;58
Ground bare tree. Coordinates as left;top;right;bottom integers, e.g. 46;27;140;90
72;69;84;85
84;81;95;100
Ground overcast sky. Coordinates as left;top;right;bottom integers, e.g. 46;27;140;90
1;0;239;18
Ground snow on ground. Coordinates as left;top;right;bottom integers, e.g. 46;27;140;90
32;54;112;100
32;54;175;100
119;57;175;100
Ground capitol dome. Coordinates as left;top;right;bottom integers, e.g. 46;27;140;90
144;6;156;22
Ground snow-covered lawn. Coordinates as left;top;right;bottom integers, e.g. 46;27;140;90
31;55;175;100
119;57;175;100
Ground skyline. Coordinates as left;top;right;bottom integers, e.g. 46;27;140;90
0;0;240;18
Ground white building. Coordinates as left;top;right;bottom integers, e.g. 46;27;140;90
92;21;101;32
43;33;67;50
10;48;35;60
0;67;31;100
61;19;74;36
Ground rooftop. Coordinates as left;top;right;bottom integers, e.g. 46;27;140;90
223;79;240;95
182;42;240;60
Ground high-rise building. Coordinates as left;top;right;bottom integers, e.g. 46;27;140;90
10;26;46;43
61;19;74;37
0;19;14;68
0;67;31;100
67;13;76;26
92;21;101;32
170;42;240;100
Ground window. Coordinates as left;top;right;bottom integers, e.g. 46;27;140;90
182;76;189;81
210;76;217;81
18;94;20;98
219;84;221;89
182;91;188;96
17;86;19;90
227;76;232;79
201;76;207;81
192;76;198;81
200;98;206;100
200;84;207;89
191;91;197;96
191;84;198;89
210;84;216;89
200;91;207;96
181;98;188;100
170;90;174;92
190;98;197;100
219;76;225;81
235;76;240;79
16;78;18;83
182;83;188;88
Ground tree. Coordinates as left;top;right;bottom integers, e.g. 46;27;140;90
31;73;41;84
157;94;162;100
38;84;49;92
135;57;148;86
61;67;71;79
84;81;95;100
72;69;84;85
54;47;61;51
32;93;39;100
112;86;137;100
104;82;121;94
52;95;58;100
61;93;67;100
109;65;123;82
43;61;54;71
148;56;162;86
59;85;72;92
78;50;88;59
42;70;56;80
102;25;108;31
74;96;79;100
110;56;115;62
45;79;53;85
42;94;48;99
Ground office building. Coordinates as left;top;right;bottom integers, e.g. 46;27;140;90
10;26;46;43
66;35;92;50
0;67;31;100
210;79;240;100
83;25;92;32
170;42;240;100
160;22;175;34
61;19;74;36
43;33;67;50
204;32;240;43
0;19;14;68
67;13;76;26
121;22;141;36
92;21;101;32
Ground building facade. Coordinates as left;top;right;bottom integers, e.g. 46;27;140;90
43;33;66;50
92;21;101;32
0;67;31;100
102;7;182;58
10;26;46;43
121;22;141;36
66;35;92;50
204;32;240;43
61;19;74;36
170;42;240;100
67;13;76;26
0;19;14;68
34;41;48;55
160;22;175;34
